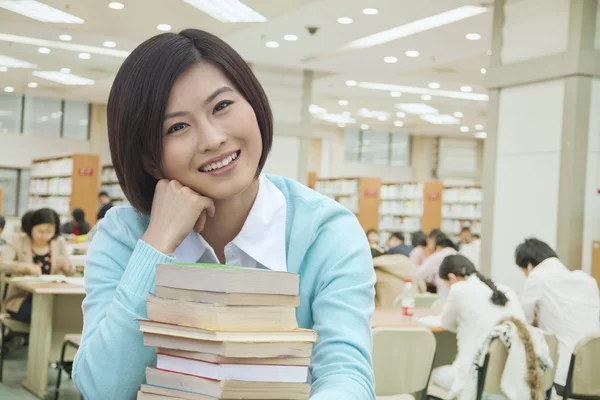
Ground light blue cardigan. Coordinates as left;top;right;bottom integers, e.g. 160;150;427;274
73;175;376;400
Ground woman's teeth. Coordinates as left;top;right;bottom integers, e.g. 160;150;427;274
200;152;238;172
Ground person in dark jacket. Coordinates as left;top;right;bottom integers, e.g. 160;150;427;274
62;208;91;236
97;191;114;221
385;232;412;256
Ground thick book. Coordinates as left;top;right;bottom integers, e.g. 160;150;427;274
138;385;214;400
156;348;311;366
155;285;300;307
146;294;297;331
156;263;299;296
144;333;313;359
146;368;311;400
156;353;309;383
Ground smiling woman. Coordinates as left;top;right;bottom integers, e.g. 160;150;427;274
72;29;376;400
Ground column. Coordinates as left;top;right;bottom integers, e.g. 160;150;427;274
481;0;600;288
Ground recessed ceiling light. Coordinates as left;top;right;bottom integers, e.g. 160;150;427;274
345;80;357;87
487;50;492;55
0;54;37;68
32;70;94;85
337;17;353;24
384;56;398;63
475;124;484;130
4;86;14;93
60;67;71;74
38;47;51;54
309;104;327;114
27;81;38;88
405;50;420;57
395;103;439;115
466;33;481;40
378;115;388;121
183;0;266;23
265;41;280;48
157;24;172;31
360;124;369;130
453;112;464;118
342;111;351;117
480;67;487;74
460;85;473;92
59;34;72;41
78;52;91;59
396;111;406;118
475;131;487;139
0;0;84;23
362;8;378;15
390;91;402;97
108;2;125;10
420;114;460;125
338;99;349;106
0;33;130;58
338;123;346;128
460;126;470;133
421;94;432;101
103;41;117;48
428;82;440;89
283;34;298;41
0;66;7;72
394;121;404;127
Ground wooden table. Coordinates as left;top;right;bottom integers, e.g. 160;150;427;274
6;279;85;399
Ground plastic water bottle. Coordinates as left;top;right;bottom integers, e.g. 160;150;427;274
402;278;416;319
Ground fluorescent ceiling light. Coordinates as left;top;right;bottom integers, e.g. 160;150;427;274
0;0;84;23
157;24;172;31
360;124;369;130
394;121;404;127
315;113;356;124
78;52;91;59
358;108;389;119
339;6;486;51
363;8;378;15
27;81;38;88
390;91;402;97
337;17;353;24
475;131;487;139
309;104;327;114
265;41;279;48
466;33;481;41
357;81;489;101
453;112;464;118
428;82;440;89
0;66;7;71
378;115;388;121
396;112;406;118
461;86;473;92
405;50;420;58
38;47;51;54
475;124;484;130
421;94;432;101
345;80;357;86
420;114;460;125
4;86;14;92
384;56;398;63
0;33;130;57
283;34;298;41
108;2;124;10
183;0;266;23
480;67;487;74
60;67;71;73
460;126;470;132
0;54;36;68
395;103;439;115
59;34;72;41
32;71;94;85
338;99;349;106
103;41;117;48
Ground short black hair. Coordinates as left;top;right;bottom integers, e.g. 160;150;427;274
435;235;457;250
460;226;472;233
21;210;34;233
98;191;109;198
428;228;442;239
25;208;60;239
411;231;427;247
390;232;405;242
108;29;273;214
0;216;5;230
72;208;86;222
515;238;558;269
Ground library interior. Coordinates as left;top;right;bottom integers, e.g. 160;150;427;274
0;1;600;399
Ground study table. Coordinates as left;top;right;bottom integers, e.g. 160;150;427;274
6;278;85;399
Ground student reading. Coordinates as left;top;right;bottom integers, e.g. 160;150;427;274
72;29;376;400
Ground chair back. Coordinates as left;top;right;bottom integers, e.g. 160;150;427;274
372;327;436;396
569;331;600;395
542;332;558;393
480;338;508;395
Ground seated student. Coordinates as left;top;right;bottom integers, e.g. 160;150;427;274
417;235;457;297
62;208;91;236
459;228;481;269
426;228;443;253
385;232;412;257
0;208;73;323
515;238;600;390
372;252;425;307
431;254;525;395
366;228;385;256
408;230;427;266
0;215;6;246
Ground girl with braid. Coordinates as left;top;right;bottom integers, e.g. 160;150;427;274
430;254;526;394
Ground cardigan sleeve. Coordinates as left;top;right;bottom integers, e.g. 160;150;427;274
73;208;175;399
305;207;376;400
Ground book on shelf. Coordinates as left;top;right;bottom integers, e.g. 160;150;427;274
156;263;299;296
145;367;311;400
155;285;300;307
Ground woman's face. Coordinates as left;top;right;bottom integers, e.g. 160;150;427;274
159;62;263;200
367;231;379;245
31;223;55;244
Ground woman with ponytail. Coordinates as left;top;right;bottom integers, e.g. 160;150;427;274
430;254;526;395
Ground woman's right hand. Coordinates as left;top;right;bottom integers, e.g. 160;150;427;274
142;179;215;255
17;263;42;277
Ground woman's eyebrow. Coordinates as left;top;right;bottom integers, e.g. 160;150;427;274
164;86;234;121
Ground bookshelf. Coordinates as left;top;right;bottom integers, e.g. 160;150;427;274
29;154;100;225
379;181;444;245
314;177;381;231
100;164;127;206
441;185;483;238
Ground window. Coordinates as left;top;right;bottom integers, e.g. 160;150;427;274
63;100;90;140
23;96;62;137
0;93;22;134
344;128;411;166
0;168;29;217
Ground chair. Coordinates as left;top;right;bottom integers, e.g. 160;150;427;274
0;313;30;381
392;294;439;309
372;327;436;400
54;333;82;399
560;332;600;399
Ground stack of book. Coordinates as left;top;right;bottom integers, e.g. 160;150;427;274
136;263;317;400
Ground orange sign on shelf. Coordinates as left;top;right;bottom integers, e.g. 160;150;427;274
364;189;378;197
78;168;95;176
428;192;441;201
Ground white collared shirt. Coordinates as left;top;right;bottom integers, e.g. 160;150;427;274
172;174;287;272
520;257;600;385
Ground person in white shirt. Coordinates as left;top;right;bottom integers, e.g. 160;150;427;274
515;238;600;390
417;235;458;297
431;254;526;395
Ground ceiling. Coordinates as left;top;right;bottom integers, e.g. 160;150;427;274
0;0;494;139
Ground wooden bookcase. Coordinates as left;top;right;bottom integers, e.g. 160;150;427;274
100;164;126;206
314;177;381;232
379;181;444;245
29;154;100;225
441;185;483;239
